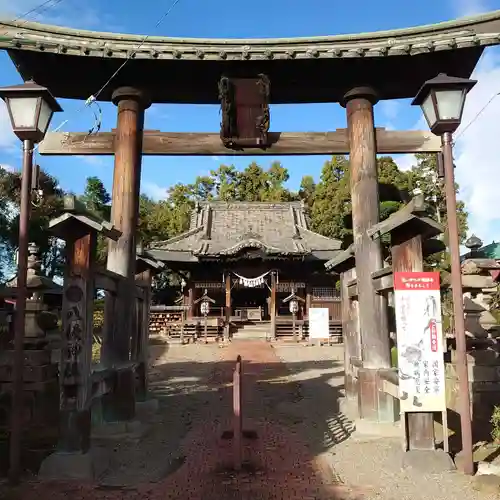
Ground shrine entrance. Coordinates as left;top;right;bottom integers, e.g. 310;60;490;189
232;284;269;322
1;10;499;483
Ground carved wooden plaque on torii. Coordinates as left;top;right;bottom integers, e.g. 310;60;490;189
219;74;270;149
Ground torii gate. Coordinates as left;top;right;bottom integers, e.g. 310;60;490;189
1;9;499;467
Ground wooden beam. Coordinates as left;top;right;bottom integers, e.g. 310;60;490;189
39;129;442;156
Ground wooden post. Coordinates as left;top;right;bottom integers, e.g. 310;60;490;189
204;314;208;344
103;87;150;364
343;87;390;370
392;231;436;451
225;274;232;341
133;269;152;403
58;230;96;455
101;87;150;422
270;272;276;341
341;267;360;401
188;285;195;319
233;355;243;471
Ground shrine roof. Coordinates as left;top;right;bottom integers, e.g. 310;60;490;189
147;201;342;263
1;11;500;103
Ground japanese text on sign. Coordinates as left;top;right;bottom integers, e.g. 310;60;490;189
393;271;446;412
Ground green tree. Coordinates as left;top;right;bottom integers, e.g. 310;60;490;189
80;176;111;220
310;156;352;242
0;167;65;277
80;176;111;264
407;153;468;273
298;175;316;209
309;155;412;248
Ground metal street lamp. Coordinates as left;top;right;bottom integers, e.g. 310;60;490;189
412;73;476;476
0;80;62;483
412;73;476;136
1;80;62;142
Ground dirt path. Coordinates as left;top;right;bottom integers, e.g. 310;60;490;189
2;341;358;500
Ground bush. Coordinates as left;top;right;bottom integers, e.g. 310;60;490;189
490;406;500;443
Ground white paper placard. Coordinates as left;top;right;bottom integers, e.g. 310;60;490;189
394;271;446;413
308;307;330;339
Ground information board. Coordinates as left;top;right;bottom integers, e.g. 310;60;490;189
308;307;330;339
394;271;446;412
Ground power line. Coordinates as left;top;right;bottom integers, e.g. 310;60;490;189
455;91;500;141
47;0;184;139
1;0;66;36
91;0;183;101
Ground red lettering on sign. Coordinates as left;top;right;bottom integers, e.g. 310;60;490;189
430;320;438;352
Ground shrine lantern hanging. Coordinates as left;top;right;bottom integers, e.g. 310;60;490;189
200;299;210;316
289;299;299;315
218;74;270;149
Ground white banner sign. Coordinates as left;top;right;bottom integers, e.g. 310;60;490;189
308;308;330;339
394;271;446;412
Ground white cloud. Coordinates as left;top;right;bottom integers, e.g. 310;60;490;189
453;0;490;17
142;181;167;201
392;116;427;172
453;49;500;243
379;100;401;122
75;155;106;167
0;0;120;31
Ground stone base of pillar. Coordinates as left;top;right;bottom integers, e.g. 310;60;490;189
39;451;94;480
135;398;159;418
91;419;149;442
402;449;455;473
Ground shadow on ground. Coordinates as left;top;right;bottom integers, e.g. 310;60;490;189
1;341;357;499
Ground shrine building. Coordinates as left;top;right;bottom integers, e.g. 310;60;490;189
146;201;343;340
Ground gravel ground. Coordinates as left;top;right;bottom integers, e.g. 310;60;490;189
2;341;496;499
93;341;225;486
274;344;498;500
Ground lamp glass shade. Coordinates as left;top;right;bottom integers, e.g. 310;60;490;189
38;98;54;135
421;93;436;129
435;89;464;120
6;97;39;129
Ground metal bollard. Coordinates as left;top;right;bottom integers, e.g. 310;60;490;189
233;355;242;471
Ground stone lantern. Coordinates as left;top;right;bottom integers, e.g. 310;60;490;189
6;243;60;340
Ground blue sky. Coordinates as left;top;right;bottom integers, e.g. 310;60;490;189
0;0;500;243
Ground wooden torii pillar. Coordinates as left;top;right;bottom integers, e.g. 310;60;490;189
101;86;151;421
341;87;391;411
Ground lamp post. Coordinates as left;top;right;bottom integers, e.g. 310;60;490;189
201;297;210;344
0;80;62;483
412;73;476;475
289;298;299;342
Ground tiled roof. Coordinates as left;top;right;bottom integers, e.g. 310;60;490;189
148;201;341;262
1;12;500;61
